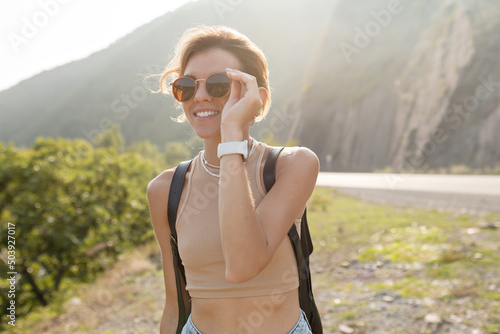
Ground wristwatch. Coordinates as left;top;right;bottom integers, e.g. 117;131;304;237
217;140;248;159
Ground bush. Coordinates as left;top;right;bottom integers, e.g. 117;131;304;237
0;137;159;325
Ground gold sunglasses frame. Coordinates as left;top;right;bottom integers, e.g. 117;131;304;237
170;72;231;102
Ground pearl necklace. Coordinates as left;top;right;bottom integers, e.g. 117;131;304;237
200;139;257;179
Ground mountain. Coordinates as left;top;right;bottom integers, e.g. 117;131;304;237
1;0;499;172
0;0;335;149
287;0;500;171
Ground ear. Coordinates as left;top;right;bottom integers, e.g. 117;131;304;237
257;87;269;115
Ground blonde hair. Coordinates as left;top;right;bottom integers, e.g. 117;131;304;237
160;25;271;123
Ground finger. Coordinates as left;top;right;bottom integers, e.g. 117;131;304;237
227;69;263;109
240;82;246;99
228;70;262;103
226;68;257;90
226;70;242;100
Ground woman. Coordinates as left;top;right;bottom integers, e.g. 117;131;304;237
147;25;319;334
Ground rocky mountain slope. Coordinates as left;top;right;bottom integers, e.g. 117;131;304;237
289;0;500;171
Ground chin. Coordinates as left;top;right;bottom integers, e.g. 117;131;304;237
194;127;221;140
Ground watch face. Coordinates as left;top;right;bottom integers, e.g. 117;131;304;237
217;140;248;159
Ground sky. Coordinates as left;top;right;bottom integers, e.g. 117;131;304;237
0;0;196;91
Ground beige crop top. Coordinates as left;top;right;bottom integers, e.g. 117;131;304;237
176;140;300;298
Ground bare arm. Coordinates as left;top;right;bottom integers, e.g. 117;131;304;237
147;169;190;334
219;146;319;283
218;69;319;283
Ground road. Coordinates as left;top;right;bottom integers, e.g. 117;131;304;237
316;173;500;213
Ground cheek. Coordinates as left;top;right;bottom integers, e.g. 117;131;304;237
181;102;192;114
219;96;230;107
180;103;194;124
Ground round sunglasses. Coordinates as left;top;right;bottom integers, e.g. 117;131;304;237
171;72;231;102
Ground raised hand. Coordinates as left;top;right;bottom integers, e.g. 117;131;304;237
220;68;264;141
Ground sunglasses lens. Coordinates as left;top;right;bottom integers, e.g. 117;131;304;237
172;77;196;102
207;73;230;98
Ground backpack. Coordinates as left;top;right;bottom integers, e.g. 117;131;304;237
167;146;323;334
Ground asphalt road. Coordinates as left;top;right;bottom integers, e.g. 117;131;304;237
316;173;500;213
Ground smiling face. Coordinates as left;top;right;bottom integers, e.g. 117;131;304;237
181;48;241;140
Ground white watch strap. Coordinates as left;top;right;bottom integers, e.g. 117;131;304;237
217;140;248;159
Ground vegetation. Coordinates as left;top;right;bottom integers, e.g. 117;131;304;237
0;125;192;330
4;186;499;333
308;187;500;333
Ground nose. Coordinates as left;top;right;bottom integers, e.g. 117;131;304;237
193;79;212;102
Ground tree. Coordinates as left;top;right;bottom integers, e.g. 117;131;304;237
127;140;163;168
92;123;125;153
0;137;158;321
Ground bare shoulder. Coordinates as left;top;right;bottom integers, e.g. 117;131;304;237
276;146;320;178
147;168;176;204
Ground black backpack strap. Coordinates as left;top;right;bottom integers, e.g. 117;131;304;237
167;160;192;334
262;145;312;261
168;160;192;237
301;208;314;259
263;146;284;193
263;146;323;333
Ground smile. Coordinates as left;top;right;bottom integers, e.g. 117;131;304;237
195;111;219;117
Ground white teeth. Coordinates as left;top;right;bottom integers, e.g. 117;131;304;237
195;111;218;117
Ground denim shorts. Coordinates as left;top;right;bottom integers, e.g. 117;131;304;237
181;309;312;334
